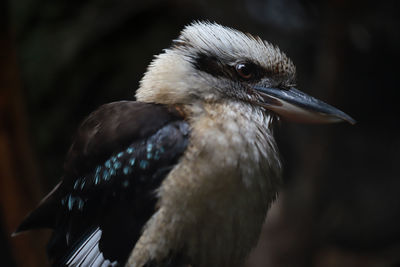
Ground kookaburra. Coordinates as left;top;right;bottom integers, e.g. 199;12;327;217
16;21;354;267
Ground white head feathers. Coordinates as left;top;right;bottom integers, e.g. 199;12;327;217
173;21;296;78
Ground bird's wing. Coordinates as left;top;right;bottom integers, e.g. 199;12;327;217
16;101;190;266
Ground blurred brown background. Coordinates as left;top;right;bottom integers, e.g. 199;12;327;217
1;0;399;266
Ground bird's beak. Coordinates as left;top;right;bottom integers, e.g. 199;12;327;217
252;86;356;124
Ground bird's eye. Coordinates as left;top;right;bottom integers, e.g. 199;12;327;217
235;63;253;80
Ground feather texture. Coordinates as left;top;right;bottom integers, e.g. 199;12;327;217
16;102;190;266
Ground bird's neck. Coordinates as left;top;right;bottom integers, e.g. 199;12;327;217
129;101;282;267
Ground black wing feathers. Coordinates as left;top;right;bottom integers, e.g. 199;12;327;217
64;101;184;177
52;120;189;265
16;101;190;267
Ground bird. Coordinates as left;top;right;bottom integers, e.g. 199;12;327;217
15;21;355;267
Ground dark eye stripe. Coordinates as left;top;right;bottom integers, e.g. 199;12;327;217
192;52;265;83
192;53;226;77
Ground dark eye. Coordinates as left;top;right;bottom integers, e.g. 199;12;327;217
235;63;254;80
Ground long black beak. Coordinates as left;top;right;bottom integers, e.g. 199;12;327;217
252;86;356;124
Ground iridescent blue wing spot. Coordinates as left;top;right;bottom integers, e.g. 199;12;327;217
17;102;190;266
53;119;190;266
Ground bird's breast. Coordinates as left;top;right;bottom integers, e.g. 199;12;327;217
128;102;282;267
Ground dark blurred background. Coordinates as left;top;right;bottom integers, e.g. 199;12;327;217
1;0;399;266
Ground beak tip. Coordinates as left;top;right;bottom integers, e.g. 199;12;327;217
349;119;357;125
338;114;356;125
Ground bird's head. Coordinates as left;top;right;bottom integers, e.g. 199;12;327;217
137;21;355;124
